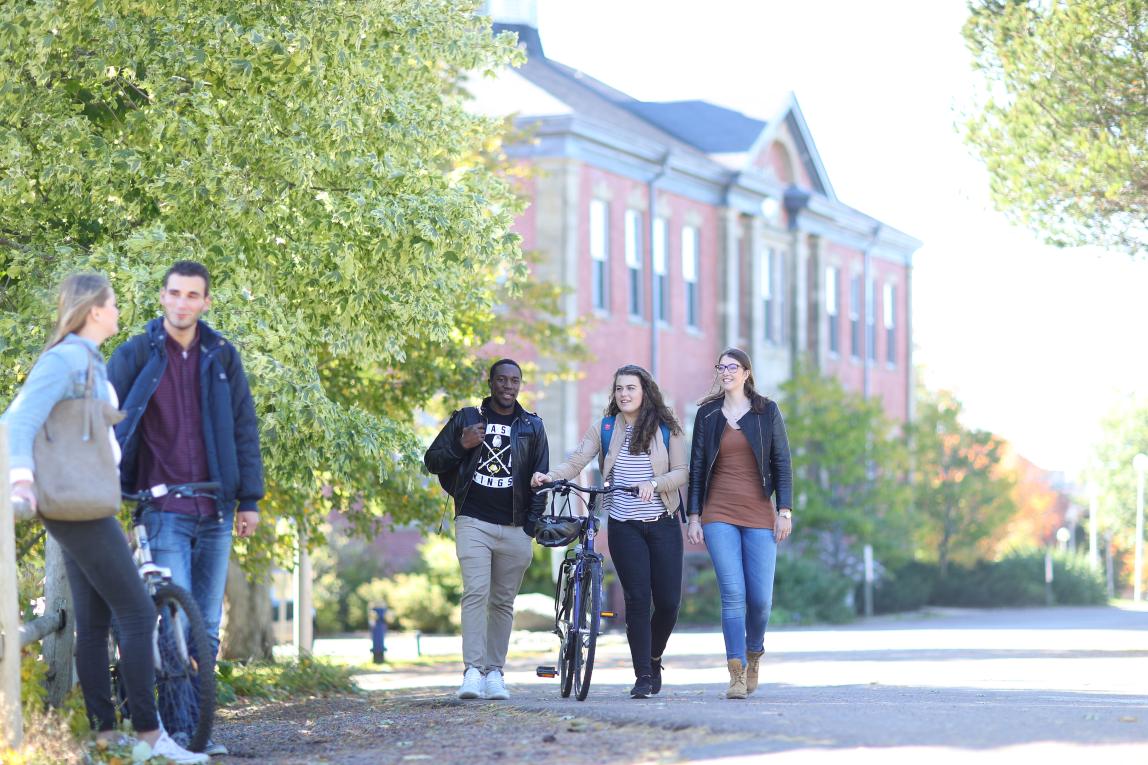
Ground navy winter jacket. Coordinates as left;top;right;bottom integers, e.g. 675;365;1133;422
107;318;265;514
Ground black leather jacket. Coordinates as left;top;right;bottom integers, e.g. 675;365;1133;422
423;397;549;526
687;398;793;516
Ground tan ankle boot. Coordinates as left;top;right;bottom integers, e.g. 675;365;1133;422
726;658;747;699
746;650;764;694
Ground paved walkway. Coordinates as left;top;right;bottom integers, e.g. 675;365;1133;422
331;605;1148;763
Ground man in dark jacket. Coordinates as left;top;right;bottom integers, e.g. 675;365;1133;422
108;261;263;757
424;358;548;701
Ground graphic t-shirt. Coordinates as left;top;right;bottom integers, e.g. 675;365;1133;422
459;410;516;525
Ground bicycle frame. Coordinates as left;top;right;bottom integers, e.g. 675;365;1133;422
534;480;636;699
122;482;221;595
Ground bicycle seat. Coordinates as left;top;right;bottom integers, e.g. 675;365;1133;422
532;515;582;548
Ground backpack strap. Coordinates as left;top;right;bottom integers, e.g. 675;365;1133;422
599;418;672;472
598;415;616;475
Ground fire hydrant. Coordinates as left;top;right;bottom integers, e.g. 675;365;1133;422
371;605;388;664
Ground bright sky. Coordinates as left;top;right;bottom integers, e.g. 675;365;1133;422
532;0;1148;477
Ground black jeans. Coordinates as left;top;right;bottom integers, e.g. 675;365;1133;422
606;515;683;677
42;516;160;732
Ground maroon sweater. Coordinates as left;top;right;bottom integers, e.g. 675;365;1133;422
136;333;214;516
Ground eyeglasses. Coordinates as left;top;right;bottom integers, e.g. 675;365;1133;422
714;363;742;374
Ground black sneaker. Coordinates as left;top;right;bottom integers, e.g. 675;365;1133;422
630;675;653;699
651;658;664;695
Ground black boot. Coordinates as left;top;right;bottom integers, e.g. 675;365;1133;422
650;658;664;695
630;675;654;699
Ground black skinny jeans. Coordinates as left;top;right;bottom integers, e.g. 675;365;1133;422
41;516;159;732
606;515;683;678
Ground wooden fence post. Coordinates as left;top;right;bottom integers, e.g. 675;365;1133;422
39;537;73;707
1;424;24;749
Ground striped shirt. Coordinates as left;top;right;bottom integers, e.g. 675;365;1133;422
607;425;665;522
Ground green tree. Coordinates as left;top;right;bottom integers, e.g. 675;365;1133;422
1086;393;1148;593
0;1;542;537
779;362;912;574
0;1;580;656
963;0;1148;253
910;389;1016;577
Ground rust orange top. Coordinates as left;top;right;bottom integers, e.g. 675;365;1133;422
702;425;775;529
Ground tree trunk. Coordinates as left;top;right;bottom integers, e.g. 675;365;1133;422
220;553;275;661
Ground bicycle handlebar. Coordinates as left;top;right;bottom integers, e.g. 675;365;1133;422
122;481;222;503
535;480;638;497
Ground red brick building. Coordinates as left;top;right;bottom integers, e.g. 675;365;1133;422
473;6;922;468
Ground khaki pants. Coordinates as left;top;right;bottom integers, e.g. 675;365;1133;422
455;514;534;671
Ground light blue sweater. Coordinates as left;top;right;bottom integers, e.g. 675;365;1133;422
1;334;111;478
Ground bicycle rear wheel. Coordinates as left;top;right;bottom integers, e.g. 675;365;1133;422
153;584;216;752
572;558;601;701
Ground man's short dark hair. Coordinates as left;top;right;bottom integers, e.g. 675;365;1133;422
488;358;522;382
163;260;212;295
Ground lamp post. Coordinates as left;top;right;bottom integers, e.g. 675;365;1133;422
1132;453;1148;602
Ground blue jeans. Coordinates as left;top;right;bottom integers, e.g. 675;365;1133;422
144;509;233;659
703;522;777;664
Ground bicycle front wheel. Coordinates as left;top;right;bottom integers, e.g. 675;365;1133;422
557;564;575;698
572;558;602;701
153;584;216;753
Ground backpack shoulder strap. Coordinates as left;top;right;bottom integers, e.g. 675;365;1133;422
659;422;670;450
598;416;615;474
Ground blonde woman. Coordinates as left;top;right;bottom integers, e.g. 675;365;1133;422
2;274;207;763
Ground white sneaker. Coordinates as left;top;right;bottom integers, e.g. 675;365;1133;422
483;669;510;700
457;666;484;699
150;730;210;764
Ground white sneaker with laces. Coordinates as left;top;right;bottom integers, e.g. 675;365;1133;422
483;669;509;700
150;731;210;764
457;666;484;699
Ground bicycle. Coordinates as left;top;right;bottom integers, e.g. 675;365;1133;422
533;480;637;701
113;482;218;753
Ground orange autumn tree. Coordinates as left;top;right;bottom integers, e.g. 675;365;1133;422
910;389;1016;577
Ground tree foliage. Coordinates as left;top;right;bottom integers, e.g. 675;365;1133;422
0;1;572;563
779;362;912;574
910;389;1016;576
1087;393;1148;592
963;0;1148;253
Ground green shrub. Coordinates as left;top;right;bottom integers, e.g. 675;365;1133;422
868;560;938;614
930;549;1105;607
362;572;461;633
1050;551;1107;604
353;536;464;634
678;566;722;626
680;553;855;626
774;554;855;625
216;655;357;704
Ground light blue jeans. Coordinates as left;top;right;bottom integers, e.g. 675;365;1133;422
144;509;234;660
703;522;777;665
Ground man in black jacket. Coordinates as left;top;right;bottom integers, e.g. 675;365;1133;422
424;358;548;701
108;261;263;757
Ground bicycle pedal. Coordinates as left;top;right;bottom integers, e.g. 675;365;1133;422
600;611;615;618
536;665;557;678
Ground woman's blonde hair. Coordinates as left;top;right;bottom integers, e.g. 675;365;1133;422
45;273;113;349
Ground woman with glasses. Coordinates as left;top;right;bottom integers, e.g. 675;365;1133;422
686;347;793;699
531;364;687;699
